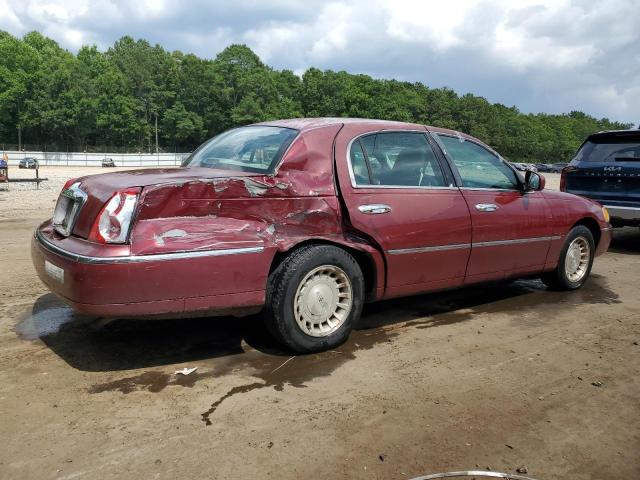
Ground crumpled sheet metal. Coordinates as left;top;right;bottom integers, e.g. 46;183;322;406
408;471;538;480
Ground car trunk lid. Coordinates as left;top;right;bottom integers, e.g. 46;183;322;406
68;167;261;239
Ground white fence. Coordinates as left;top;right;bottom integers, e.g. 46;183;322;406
2;150;189;167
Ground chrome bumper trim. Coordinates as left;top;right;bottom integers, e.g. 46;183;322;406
603;205;640;221
35;229;264;264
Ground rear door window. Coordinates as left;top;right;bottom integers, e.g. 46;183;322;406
351;132;447;187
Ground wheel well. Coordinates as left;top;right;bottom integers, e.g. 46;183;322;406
573;217;601;247
268;240;377;297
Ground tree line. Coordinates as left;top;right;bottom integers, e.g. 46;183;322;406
0;30;633;160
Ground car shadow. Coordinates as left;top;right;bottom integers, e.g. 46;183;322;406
16;293;285;372
608;227;640;254
17;273;620;373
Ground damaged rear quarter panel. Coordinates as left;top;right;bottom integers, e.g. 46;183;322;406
128;125;360;296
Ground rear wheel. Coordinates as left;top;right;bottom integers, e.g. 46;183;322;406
541;225;594;290
264;245;365;353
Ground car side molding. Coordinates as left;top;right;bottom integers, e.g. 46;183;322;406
35;229;264;264
387;235;562;255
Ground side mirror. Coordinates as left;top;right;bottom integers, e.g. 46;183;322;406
524;170;545;191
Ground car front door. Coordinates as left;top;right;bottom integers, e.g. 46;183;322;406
434;133;554;283
335;126;472;298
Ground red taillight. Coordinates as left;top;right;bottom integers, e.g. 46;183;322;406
559;166;576;191
52;178;81;235
61;177;78;193
88;188;140;244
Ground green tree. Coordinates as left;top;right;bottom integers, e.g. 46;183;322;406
0;31;633;159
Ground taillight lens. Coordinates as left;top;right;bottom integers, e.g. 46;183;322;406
89;188;140;243
53;178;78;224
559;166;576;191
61;178;78;192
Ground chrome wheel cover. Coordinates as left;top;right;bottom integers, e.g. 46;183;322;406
293;265;353;337
565;236;591;283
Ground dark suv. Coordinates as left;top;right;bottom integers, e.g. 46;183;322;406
561;130;640;227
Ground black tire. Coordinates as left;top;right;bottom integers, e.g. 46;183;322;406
264;245;365;353
541;225;595;290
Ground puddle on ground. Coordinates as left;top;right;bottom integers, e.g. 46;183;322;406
14;301;93;340
199;326;396;425
88;369;220;394
15;274;621;425
85;325;396;425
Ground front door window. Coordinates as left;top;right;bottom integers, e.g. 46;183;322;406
437;134;519;190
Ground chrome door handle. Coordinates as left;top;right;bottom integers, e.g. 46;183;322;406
358;204;392;214
475;203;498;212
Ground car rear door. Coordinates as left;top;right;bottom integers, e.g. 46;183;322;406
334;125;472;298
433;133;554;282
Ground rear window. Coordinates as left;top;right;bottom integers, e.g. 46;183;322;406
183;126;298;173
575;138;640;163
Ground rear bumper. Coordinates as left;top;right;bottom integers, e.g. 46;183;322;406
32;221;271;317
603;205;640;223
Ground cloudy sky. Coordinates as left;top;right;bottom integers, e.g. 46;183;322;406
1;0;639;123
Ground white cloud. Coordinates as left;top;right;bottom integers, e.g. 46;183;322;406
385;0;471;49
0;0;638;123
0;0;25;31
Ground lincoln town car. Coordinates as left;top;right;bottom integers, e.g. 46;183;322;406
32;118;612;352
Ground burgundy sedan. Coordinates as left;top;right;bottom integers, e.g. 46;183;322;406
32;119;612;352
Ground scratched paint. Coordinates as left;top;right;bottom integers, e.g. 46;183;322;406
32;121;391;317
154;228;187;246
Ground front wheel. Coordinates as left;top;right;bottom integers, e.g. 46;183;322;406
264;245;365;353
541;225;595;290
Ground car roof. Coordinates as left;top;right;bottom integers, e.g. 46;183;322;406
588;129;640;141
254;117;466;135
254;117;421;131
253;117;498;156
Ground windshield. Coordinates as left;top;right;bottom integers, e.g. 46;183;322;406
575;139;640;163
183;126;298;173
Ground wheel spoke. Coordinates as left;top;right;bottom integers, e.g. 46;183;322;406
565;236;591;282
293;264;353;337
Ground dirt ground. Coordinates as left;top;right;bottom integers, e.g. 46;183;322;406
0;168;638;480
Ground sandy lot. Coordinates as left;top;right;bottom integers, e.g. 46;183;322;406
0;168;638;480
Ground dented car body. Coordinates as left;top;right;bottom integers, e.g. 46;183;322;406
32;118;612;352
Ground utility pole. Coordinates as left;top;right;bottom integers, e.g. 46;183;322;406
18;124;21;152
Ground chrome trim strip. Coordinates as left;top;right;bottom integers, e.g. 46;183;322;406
603;205;640;211
602;205;640;221
348;184;459;190
474;235;561;248
345;129;457;190
35;229;264;264
386;235;561;255
388;243;471;255
460;187;520;192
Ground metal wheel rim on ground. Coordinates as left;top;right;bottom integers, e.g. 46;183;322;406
565;236;591;282
293;265;353;337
